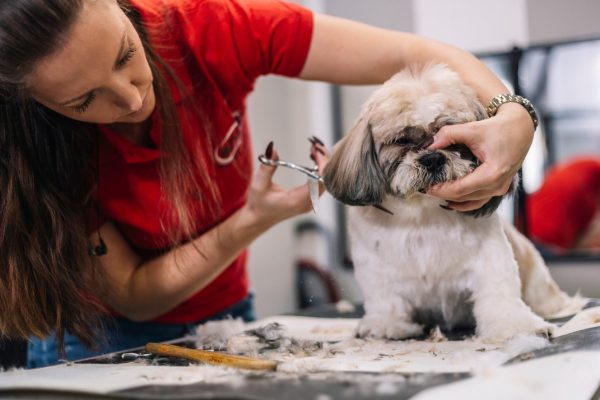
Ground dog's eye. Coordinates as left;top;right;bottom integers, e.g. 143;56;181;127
446;144;476;161
393;137;412;146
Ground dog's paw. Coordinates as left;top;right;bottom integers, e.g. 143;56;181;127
535;323;555;339
478;313;555;343
357;316;423;340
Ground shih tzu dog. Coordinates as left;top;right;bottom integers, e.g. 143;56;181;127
323;63;584;342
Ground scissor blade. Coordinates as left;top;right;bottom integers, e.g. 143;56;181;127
308;178;320;213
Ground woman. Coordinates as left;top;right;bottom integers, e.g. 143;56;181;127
0;0;536;367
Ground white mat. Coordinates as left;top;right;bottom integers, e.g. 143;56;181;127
413;351;600;400
0;310;599;396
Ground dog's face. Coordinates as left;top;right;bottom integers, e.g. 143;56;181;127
323;63;512;217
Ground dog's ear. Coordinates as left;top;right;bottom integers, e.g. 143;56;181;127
323;116;387;206
465;173;520;218
470;99;487;121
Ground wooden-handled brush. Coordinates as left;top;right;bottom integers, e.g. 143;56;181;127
145;343;278;371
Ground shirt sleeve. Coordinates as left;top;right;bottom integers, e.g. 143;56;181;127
178;0;314;93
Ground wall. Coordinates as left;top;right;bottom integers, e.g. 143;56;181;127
413;0;528;53
247;0;339;318
527;0;600;44
327;0;414;134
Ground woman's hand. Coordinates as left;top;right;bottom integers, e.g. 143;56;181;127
427;103;535;211
243;139;329;227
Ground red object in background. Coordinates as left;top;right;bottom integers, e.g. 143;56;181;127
527;157;600;250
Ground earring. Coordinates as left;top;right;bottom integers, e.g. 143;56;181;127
89;236;108;256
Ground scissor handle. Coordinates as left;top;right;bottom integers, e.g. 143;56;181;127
258;154;323;182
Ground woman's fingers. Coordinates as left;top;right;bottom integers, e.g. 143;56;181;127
251;137;333;222
445;198;491;212
426;107;533;206
429;122;475;151
428;160;507;198
309;136;330;195
289;182;313;211
309;135;330;172
253;141;278;192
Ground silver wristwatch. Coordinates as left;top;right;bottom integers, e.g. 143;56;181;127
486;93;539;130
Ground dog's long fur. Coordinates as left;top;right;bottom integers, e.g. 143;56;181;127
323;64;584;342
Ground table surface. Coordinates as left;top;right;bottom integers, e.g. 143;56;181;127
1;300;599;400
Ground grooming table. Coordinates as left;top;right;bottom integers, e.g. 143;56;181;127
0;300;599;400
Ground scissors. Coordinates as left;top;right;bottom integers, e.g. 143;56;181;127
257;154;323;182
258;147;393;215
258;153;323;213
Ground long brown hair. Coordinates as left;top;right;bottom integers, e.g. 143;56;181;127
0;0;213;352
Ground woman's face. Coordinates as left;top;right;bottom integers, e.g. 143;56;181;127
27;0;155;124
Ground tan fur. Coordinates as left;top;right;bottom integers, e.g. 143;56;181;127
323;63;486;206
504;220;585;319
324;63;584;342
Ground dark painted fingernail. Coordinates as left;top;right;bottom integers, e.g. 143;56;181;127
310;154;316;162
265;141;274;159
316;147;326;156
311;135;324;146
439;204;452;210
308;137;316;146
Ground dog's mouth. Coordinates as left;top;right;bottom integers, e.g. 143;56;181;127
415;170;449;195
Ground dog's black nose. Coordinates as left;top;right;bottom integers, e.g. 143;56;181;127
419;152;446;172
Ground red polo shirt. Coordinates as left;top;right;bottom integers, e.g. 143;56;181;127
527;157;600;250
95;0;313;323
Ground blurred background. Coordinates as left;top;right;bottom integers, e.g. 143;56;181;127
247;0;600;318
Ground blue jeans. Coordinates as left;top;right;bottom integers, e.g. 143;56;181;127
27;293;256;368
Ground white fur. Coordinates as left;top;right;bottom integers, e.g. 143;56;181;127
350;195;583;342
325;64;585;343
